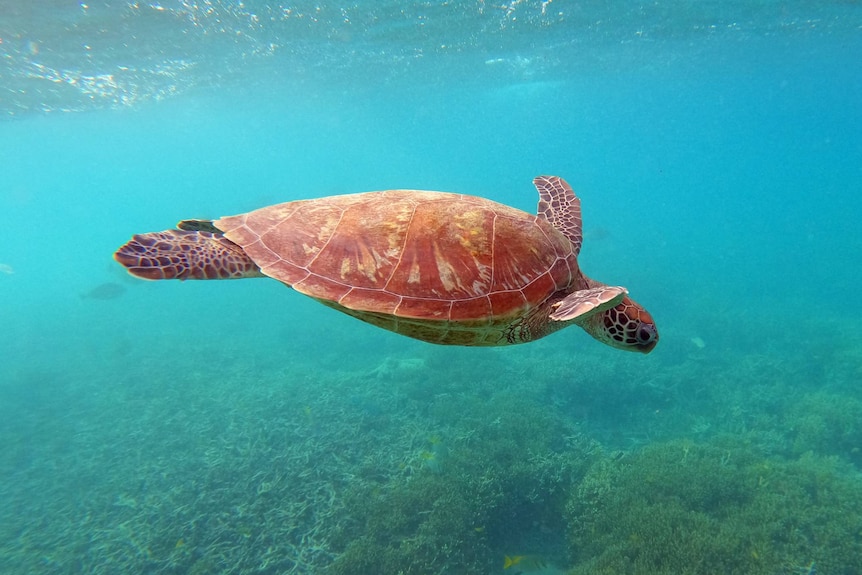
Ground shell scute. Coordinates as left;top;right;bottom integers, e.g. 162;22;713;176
487;290;528;318
450;296;493;323
488;215;564;293
549;257;576;290
309;200;411;289
388;203;493;299
292;272;351;302
339;288;401;315
521;272;559;306
395;296;453;320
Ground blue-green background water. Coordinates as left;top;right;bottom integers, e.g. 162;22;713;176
1;2;861;574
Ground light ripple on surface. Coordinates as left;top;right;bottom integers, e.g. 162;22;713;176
1;0;860;116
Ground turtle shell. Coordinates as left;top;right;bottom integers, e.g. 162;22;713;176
215;190;581;344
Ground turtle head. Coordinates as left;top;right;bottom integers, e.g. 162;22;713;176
584;296;658;353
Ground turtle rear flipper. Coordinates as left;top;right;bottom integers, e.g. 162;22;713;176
114;230;264;280
178;219;221;233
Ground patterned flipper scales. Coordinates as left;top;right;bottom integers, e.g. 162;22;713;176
533;175;583;256
114;229;264;280
549;285;627;322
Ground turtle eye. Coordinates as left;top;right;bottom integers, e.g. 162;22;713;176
637;324;657;344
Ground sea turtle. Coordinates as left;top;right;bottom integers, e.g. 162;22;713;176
114;176;658;351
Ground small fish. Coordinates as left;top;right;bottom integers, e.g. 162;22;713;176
0;263;13;274
80;282;126;300
503;555;548;571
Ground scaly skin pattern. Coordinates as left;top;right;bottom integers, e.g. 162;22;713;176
114;230;263;280
114;177;658;350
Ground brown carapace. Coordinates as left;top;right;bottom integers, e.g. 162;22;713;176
114;176;658;350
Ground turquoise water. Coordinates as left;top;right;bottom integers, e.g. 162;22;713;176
2;2;861;574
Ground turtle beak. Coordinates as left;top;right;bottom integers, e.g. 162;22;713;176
632;311;659;353
635;324;659;353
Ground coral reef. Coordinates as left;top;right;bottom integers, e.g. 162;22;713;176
327;392;600;574
566;437;862;575
2;321;862;574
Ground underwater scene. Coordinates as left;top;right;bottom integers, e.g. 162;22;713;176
1;1;861;574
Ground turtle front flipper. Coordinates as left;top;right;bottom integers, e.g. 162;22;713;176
549;285;627;322
533;175;583;256
114;230;264;280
